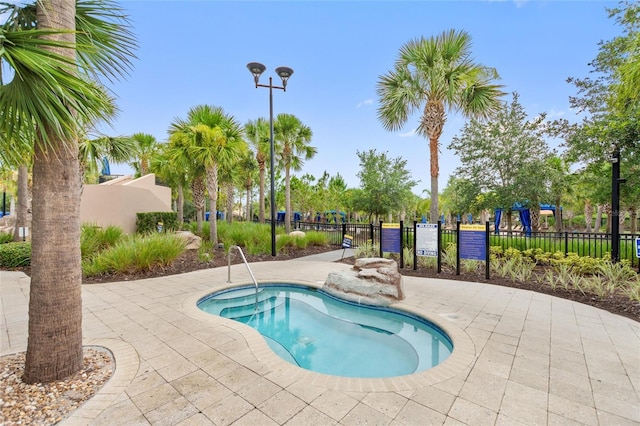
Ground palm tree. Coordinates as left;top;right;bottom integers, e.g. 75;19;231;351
273;113;316;233
0;0;136;383
79;134;135;183
150;142;189;224
377;29;504;222
237;149;258;221
245;118;270;223
129;132;158;176
169;105;245;244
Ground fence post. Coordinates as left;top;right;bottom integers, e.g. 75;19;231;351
456;221;461;275
413;220;417;271
564;232;568;257
437;220;442;274
379;221;383;258
399;220;404;269
369;223;374;247
485;221;490;280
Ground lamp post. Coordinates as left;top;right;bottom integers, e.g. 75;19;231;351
247;62;294;257
611;146;627;263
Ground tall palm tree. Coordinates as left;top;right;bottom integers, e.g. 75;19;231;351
274;113;316;233
0;0;136;383
150;142;189;224
169;105;245;244
245;118;270;223
167;129;207;232
237;149;258;221
377;29;504;222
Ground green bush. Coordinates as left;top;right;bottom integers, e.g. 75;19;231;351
0;231;13;244
0;242;31;267
80;224;124;260
83;233;186;276
302;231;329;246
136;212;179;234
354;239;378;258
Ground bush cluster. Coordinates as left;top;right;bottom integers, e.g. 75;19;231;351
0;242;31;268
136;212;179;234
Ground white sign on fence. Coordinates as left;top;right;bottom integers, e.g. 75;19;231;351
416;223;438;257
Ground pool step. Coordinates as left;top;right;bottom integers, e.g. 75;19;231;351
201;289;272;316
221;295;282;319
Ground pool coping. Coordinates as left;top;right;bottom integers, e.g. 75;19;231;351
183;279;477;393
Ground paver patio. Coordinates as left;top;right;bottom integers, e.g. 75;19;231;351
1;252;639;425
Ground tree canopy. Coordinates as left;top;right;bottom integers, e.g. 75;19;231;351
352;149;417;221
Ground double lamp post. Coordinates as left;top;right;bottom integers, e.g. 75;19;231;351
247;62;294;257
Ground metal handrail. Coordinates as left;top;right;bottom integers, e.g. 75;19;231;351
227;245;259;307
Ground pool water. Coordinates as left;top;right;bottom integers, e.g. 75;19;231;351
197;284;453;378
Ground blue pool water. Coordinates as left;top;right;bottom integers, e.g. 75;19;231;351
197;284;453;378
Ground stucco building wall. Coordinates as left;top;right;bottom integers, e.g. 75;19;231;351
80;174;172;234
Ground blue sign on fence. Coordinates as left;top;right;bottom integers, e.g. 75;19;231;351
459;224;486;261
381;223;401;253
636;238;640;258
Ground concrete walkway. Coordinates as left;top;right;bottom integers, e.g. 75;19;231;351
1;251;639;425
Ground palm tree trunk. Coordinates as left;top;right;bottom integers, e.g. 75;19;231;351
191;176;205;234
584;200;593;233
245;181;251;221
225;183;233;223
285;167;291;234
23;0;83;384
13;165;28;242
177;183;184;225
429;135;439;223
555;199;563;233
259;161;265;223
206;165;219;245
595;204;603;233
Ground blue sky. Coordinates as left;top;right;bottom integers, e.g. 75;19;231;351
101;0;620;195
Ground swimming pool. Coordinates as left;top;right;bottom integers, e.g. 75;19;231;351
197;283;453;378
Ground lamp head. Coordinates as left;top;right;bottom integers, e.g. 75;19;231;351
247;62;266;87
276;66;294;91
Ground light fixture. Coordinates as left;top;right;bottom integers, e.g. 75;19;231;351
247;62;294;256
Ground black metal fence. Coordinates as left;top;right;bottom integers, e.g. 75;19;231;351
286;221;639;267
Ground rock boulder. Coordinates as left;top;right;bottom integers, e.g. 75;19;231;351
323;257;404;306
175;231;202;250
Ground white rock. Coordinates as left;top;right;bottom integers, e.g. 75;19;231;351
323;258;404;306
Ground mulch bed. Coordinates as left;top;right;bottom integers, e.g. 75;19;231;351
11;244;640;322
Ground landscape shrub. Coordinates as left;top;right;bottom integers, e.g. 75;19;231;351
0;232;13;244
136;212;179;234
0;242;31;267
81;224;124;260
83;233;186;276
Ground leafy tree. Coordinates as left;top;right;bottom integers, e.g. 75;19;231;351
0;0;136;383
273;113;316;233
440;176;481;222
448;93;550;230
550;2;639;234
545;155;573;233
352;149;417;222
377;29;504;223
290;174;316;221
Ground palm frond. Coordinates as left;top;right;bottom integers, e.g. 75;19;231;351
75;0;137;82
